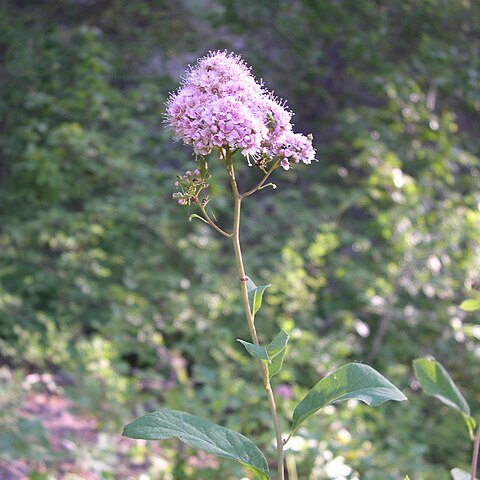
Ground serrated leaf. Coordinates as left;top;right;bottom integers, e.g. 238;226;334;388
237;339;269;362
247;278;271;317
266;330;289;378
460;298;480;311
451;468;477;480
291;363;407;433
413;358;475;437
123;409;270;480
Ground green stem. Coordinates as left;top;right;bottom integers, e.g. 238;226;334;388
471;428;480;480
285;454;298;480
225;150;285;480
241;159;280;198
197;202;232;238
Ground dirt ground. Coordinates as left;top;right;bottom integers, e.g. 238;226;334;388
0;379;148;480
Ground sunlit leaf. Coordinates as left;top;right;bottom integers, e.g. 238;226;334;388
247;278;271;317
123;409;270;480
413;358;475;437
451;468;477;480
460;298;480;311
291;363;407;433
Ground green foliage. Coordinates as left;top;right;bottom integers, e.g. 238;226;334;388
266;330;289;379
238;329;289;378
413;359;471;416
123;409;270;480
414;358;476;437
238;339;270;362
460;298;480;312
247;278;271;317
291;363;407;433
0;369;51;464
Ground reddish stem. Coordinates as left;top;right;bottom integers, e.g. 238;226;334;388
471;428;480;480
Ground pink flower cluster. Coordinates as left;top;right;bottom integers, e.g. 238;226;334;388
166;51;316;170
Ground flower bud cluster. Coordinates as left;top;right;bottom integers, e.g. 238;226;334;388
172;168;210;206
166;51;316;170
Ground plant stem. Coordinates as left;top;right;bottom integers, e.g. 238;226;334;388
225;150;285;480
197;202;232;238
471;428;480;480
241;159;280;198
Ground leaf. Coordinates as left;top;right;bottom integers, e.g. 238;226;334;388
237;339;269;362
237;330;289;378
413;358;476;437
266;330;289;378
451;468;477;480
265;330;289;357
189;214;209;225
404;476;411;480
291;363;407;433
460;298;480;311
123;409;270;480
413;359;470;414
247;278;271;317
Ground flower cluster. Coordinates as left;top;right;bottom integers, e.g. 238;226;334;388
166;51;316;170
172;166;210;206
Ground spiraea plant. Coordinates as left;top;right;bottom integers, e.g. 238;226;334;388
122;51;407;480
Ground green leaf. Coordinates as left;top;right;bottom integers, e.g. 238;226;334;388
413;359;470;414
460;298;480;311
451;468;477;480
237;330;289;378
247;278;271;317
291;363;407;433
237;339;269;362
404;476;411;480
189;214;209;225
464;414;477;440
123;409;270;480
266;330;289;378
413;358;475;437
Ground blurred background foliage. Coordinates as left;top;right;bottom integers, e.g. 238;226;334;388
0;0;479;478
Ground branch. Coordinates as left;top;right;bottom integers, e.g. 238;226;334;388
241;159;280;198
197;202;232;238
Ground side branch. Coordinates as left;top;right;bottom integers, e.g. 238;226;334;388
241;159;280;198
197;202;232;238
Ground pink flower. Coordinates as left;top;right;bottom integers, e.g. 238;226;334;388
275;383;294;400
166;51;316;169
271;132;316;170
